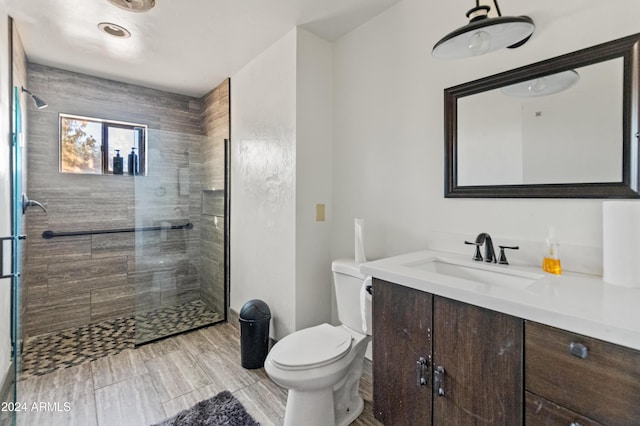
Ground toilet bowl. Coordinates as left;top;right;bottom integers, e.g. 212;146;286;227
264;259;372;426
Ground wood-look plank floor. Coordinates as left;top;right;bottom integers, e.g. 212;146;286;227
14;322;382;426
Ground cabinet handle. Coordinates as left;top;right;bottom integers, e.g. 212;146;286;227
434;366;445;396
416;357;428;386
569;342;588;359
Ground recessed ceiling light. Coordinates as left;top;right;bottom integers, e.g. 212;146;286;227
98;22;131;38
107;0;155;13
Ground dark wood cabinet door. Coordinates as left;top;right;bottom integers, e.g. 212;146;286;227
525;392;602;426
373;279;433;425
432;296;523;426
525;321;640;425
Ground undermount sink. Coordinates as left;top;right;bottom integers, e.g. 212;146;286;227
406;257;544;288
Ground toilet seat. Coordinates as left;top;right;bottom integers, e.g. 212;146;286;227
270;323;352;371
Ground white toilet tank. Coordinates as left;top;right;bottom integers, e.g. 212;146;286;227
331;259;372;335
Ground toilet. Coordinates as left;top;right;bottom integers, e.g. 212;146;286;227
264;259;373;426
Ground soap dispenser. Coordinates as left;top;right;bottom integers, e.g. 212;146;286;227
128;147;138;175
113;149;123;175
542;226;562;274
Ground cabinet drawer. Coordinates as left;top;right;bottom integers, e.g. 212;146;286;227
525;321;640;425
525;392;601;426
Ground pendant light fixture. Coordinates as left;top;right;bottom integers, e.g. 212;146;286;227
432;0;534;60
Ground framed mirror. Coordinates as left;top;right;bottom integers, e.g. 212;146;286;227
444;33;640;198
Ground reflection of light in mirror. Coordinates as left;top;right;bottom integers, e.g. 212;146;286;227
501;70;580;97
528;77;546;94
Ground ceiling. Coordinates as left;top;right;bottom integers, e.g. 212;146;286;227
4;0;401;97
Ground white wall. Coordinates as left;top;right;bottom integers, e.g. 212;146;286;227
295;29;333;330
231;29;297;340
231;27;334;339
331;0;640;273
0;1;13;393
231;0;640;339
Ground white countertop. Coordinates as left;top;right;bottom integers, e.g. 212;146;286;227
360;250;640;351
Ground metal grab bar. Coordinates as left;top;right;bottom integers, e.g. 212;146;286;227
42;222;193;239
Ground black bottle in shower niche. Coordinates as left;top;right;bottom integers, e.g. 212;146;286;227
128;147;138;175
113;149;124;175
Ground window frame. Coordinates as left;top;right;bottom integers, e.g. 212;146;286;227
59;113;148;176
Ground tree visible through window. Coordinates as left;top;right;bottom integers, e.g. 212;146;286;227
59;114;147;175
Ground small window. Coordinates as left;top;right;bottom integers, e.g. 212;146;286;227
59;114;147;175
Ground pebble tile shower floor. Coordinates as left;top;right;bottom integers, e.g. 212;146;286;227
20;300;222;379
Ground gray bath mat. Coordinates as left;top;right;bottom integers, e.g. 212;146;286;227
153;390;260;426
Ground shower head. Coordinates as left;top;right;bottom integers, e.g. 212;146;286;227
21;87;48;109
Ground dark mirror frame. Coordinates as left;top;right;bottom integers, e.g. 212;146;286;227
444;33;640;198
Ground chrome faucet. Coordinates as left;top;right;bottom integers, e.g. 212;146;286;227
465;232;496;263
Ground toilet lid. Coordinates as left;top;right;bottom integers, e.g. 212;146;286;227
270;324;352;370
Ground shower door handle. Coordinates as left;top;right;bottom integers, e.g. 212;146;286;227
0;235;26;279
22;193;47;214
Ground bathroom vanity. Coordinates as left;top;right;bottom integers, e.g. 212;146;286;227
361;251;640;425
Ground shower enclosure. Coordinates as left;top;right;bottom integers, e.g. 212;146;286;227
18;130;228;379
15;62;230;380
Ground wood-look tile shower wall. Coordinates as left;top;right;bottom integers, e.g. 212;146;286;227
23;64;228;338
200;79;230;317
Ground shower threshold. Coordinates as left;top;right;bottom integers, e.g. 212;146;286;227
20;300;223;380
135;299;223;344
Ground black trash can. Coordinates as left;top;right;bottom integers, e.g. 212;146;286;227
239;299;271;369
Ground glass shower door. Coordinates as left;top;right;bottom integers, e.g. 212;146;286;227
3;86;25;426
133;129;224;345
